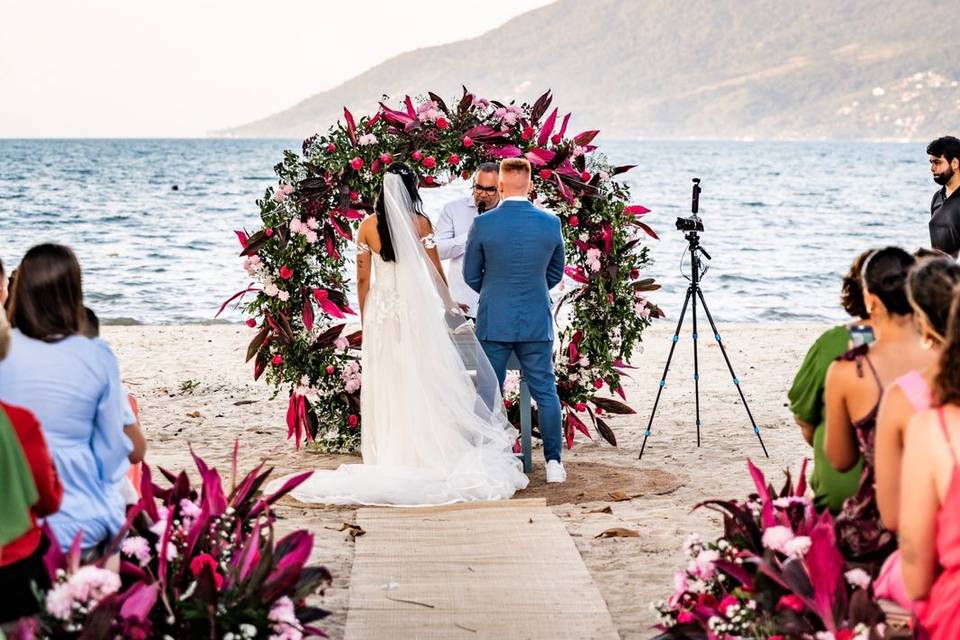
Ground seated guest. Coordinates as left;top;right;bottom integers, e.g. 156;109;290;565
0;310;63;625
0;244;132;553
825;247;935;560
873;257;960;608
900;294;960;638
788;249;873;513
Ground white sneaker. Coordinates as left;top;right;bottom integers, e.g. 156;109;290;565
545;460;566;484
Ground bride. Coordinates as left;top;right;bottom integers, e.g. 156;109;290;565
270;163;529;506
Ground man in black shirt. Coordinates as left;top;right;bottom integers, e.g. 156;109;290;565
927;136;960;258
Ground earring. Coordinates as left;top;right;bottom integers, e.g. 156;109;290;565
922;337;934;350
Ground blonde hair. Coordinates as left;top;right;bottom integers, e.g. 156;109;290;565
499;158;531;178
0;310;10;360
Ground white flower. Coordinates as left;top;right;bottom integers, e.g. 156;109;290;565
682;532;703;555
772;496;809;508
289;218;304;234
845;568;872;590
358;133;378;146
263;282;279;297
761;525;795;553
45;583;75;620
306;217;319;230
120;536;152;565
782;535;812;558
304;230;318;244
277;290;290;302
240;623;258;638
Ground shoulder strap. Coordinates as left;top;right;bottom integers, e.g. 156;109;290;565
896;371;932;412
937;407;960;468
859;352;883;393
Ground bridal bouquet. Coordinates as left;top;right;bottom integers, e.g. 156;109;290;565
22;447;330;639
651;461;886;640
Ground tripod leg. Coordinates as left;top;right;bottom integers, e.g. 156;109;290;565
695;288;769;457
639;286;693;459
691;285;701;447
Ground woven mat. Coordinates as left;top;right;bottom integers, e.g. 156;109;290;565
344;498;619;639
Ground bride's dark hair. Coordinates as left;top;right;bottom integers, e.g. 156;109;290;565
375;162;424;262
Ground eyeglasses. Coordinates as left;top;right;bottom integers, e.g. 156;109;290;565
473;184;497;194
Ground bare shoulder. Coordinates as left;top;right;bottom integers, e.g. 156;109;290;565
906;408;939;445
415;214;433;235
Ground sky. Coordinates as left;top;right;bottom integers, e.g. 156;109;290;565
0;0;554;138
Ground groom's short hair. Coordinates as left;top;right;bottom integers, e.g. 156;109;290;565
500;158;531;179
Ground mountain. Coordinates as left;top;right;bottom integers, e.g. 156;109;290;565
218;0;960;141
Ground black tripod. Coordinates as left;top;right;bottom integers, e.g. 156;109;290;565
638;179;768;459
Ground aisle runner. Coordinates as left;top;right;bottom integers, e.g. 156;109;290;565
344;498;618;639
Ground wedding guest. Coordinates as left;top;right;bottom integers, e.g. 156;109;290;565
824;247;934;560
927;136;960;258
899;293;960;638
0;310;63;625
788;249;873;513
0;258;8;308
435;162;500;318
0;244;132;554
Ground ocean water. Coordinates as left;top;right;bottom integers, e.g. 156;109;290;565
0;139;934;325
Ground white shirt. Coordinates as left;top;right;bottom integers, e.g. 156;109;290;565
436;195;485;316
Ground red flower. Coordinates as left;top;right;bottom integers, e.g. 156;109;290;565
272;355;283;366
568;215;579;227
539;169;552;180
696;593;718;608
326;143;336;153
776;594;804;613
349;156;364;171
595;407;604;415
448;153;460;166
551;134;562;145
575;402;586;412
580;171;591;182
379;152;393;164
279;265;293;280
676;611;694;624
422;156;436;169
350;191;360;202
412;150;423;161
371;159;382;173
347;414;359;428
630;268;640;279
436;117;449;130
593;379;604;390
265;228;274;237
245;318;257;328
462;135;474;148
835;632;855;640
718;594;738;616
325;365;335;375
461;170;471;180
190;553;225;587
424;175;435;185
521;126;534;141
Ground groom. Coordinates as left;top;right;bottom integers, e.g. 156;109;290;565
463;158;567;483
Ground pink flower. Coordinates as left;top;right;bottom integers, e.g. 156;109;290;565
761;525;795;553
45;583;74;620
189;554;224;589
568;215;579;226
718;594;738;616
580;171;591;182
350;157;364;171
575;402;587;412
325;365;335;375
274;189;287;203
334;336;349;351
436;117;449;130
783;535;812;558
277;290;290;302
281;183;294;195
350;191;360;202
676;611;694;624
411;150;423;161
348;414;359;427
379;152;393;164
326;143;336;153
265;228;274;237
776;594;805;613
279;265;293;280
845;568;871;590
272;355;283;366
595;407;604;415
448;153;460;166
305;230;318;244
245;318;257;328
462;135;474;148
358;133;377;146
539;169;552;180
422;156;436;169
593;379;604;389
120;536;152;566
371;159;382;173
551;134;562;145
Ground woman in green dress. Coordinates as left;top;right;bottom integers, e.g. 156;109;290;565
788;250;874;512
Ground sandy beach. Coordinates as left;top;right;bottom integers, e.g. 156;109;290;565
103;322;821;639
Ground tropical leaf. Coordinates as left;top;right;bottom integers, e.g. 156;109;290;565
590;396;636;414
595;417;617;446
246;327;270;362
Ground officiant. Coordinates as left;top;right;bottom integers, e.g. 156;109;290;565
436;162;501;318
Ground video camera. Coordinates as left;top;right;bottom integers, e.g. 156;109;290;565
675;178;704;232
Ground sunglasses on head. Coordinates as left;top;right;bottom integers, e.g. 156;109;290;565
473;184;497;194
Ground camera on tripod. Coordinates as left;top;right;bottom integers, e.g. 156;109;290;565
675;178;704;232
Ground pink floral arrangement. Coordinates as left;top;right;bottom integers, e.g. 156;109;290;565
225;88;660;452
651;460;888;640
19;445;330;639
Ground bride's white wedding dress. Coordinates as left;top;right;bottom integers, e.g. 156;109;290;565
268;174;528;506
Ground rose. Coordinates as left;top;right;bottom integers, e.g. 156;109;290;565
422;156;436;169
581;171;591;182
630;268;640;279
521;126;534;140
326;143;336;153
462;135;474;148
776;594;805;613
265;228;274;237
350;191;360;202
371;159;382;173
595;407;604;415
190;554;224;588
424;175;435;185
279;265;293;280
411;150;423;161
325;365;335;375
539;169;552;180
272;355;283;366
593;379;604;389
436;117;449;130
348;414;359;427
568;215;579;226
448;153;460;166
245;319;257;328
551;134;562;145
461;170;471;180
575;402;586;412
350;157;364;171
379;152;393;164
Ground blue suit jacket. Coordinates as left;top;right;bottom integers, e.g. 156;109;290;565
462;199;565;342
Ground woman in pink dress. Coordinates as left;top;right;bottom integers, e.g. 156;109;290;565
900;293;960;639
874;257;960;608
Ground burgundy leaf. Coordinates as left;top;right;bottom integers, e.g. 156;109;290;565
537;108;559;146
573;130;600;146
302;296;314;332
217;285;259;318
343;107;358;146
